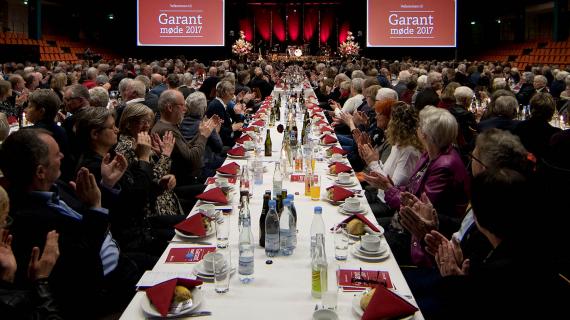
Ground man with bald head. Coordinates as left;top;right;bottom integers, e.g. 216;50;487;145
199;66;220;100
149;73;167;97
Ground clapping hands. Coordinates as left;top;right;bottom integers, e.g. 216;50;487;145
70;167;101;208
151;131;176;157
101;153;128;188
135;132;153;161
398;192;439;240
362;171;394;190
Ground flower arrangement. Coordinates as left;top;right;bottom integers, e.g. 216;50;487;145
232;31;253;57
339;31;360;58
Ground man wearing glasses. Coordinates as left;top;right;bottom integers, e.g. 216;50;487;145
61;84;91;182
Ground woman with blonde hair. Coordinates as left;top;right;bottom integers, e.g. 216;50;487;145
361;102;423;220
116;103;183;217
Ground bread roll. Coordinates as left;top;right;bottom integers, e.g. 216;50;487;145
347;219;365;236
360;288;376;310
173;285;193;304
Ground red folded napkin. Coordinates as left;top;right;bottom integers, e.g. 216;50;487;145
322;135;338;144
216;162;240;175
196;187;228;204
338;212;380;232
235;134;252;144
175;213;207;236
315;119;327;126
228;146;246;157
243;126;257;132
328;146;349;155
146;278;203;317
329;161;352;174
326;185;355;202
361;285;418;320
250;120;265;127
206;177;237;185
320;126;334;133
7;115;18;125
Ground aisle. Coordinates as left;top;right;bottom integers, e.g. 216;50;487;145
120;85;424;320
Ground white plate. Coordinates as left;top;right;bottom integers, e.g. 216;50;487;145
227;154;249;159
334;180;358;188
339;203;366;213
351;291;416;319
338;207;367;216
216;172;239;177
353;240;388;256
350;243;390;261
141;287;203;318
192;261;236;280
321;197;345;205
174;221;215;239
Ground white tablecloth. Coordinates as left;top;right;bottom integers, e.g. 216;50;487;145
120;87;424;320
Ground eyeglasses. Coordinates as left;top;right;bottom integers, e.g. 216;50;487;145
467;152;487;169
137;119;152;126
350;268;387;287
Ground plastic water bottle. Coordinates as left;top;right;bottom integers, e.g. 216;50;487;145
311;233;328;298
265;200;280;257
287;194;298;249
238;196;250;232
238;216;255;283
279;199;296;256
273;162;283;196
254;159;264;185
310;206;325;258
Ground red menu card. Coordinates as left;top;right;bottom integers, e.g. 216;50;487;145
165;247;216;263
337;268;393;292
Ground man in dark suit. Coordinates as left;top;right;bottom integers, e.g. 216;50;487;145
0;129;141;318
205;80;245;147
199;67;220;100
415;72;442;111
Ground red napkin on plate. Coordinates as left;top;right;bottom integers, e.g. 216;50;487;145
361;285;418;320
196;187;228;204
175;213;207;236
216;162;240;175
329;162;352;174
250;120;265;127
338;213;380;232
243;126;256;132
7;116;18;125
146;278;203;317
228;146;246;157
235;134;252;144
326;185;355;202
206;177;237;185
322;135;338;144
328;146;349;155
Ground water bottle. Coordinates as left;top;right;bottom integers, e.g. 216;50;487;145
265;200;280;257
310;206;325;258
238;216;255;283
311;233;328;298
286;194;298;249
273;162;283;197
254;159;264;185
279;199;295;256
238;196;250;232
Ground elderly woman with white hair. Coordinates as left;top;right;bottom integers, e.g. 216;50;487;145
181;91;225;178
365;106;470;266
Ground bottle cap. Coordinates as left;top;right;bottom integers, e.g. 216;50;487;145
283;199;291;207
287;194;294;200
268;200;276;208
314;206;322;214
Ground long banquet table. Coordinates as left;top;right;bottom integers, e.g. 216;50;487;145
120;86;424;320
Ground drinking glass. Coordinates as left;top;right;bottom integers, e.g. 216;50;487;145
310;174;321;201
214;248;231;293
216;212;230;248
333;223;349;261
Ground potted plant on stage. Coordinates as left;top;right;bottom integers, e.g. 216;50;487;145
339;31;360;61
232;30;253;62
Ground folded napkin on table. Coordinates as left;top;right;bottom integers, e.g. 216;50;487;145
216;162;240;175
146;278;203;317
243;126;257;132
175;213;208;236
335;212;381;232
361;284;418;320
227;146;246;157
322;135;338;144
315;119;327;126
329;161;352;174
206;177;237;185
326;185;355;202
327;146;349;155
320;126;334;133
196;187;228;204
235;134;252;144
250;120;265;127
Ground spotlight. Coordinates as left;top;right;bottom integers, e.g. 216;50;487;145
470;21;476;25
497;19;501;24
108;14;114;20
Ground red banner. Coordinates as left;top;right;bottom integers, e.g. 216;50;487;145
137;0;225;46
367;0;456;47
